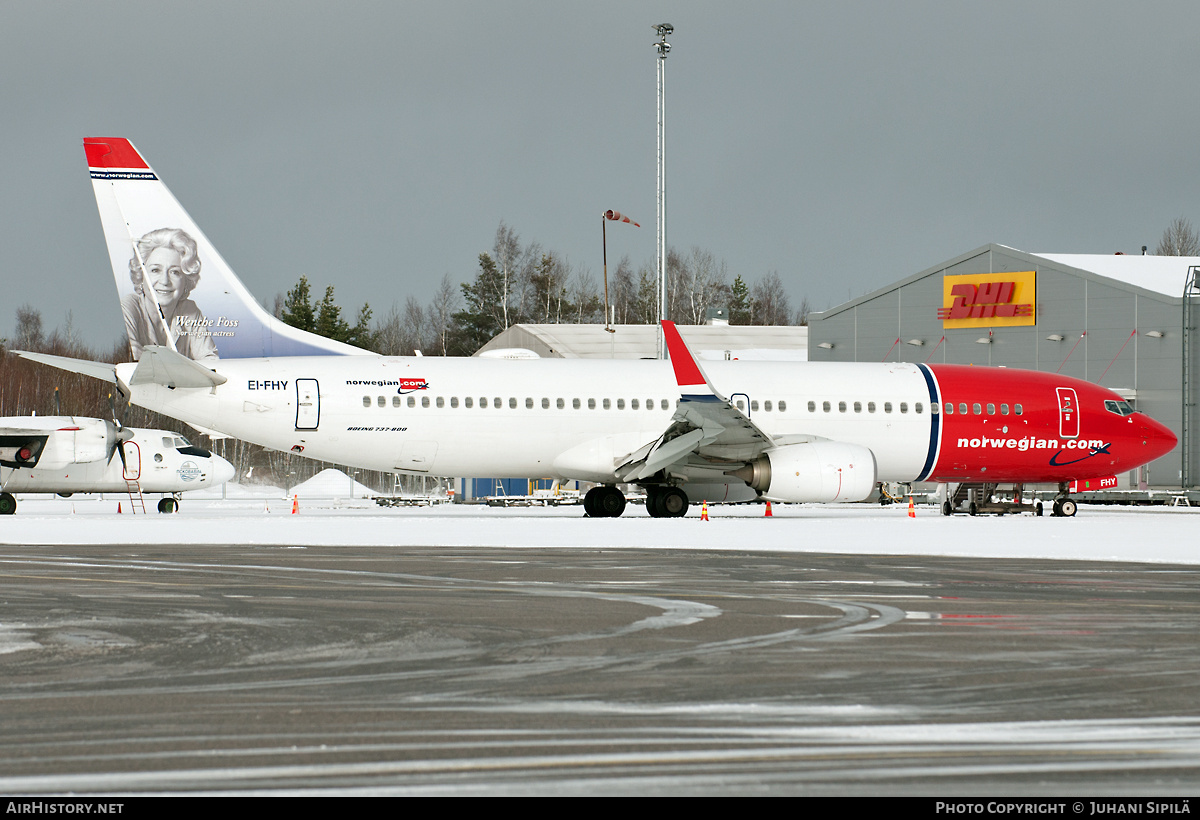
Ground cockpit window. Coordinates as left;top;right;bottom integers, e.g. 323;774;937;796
1105;399;1134;416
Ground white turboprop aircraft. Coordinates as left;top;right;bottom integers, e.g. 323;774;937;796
16;138;1178;518
0;415;235;514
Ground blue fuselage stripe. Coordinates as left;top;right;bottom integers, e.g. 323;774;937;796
916;365;941;481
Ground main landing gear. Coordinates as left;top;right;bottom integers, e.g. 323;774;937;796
583;485;626;518
645;486;689;518
0;492;16;515
583;485;691;518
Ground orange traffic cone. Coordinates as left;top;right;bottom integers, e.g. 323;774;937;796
764;501;773;517
908;496;916;518
701;500;709;521
291;494;298;514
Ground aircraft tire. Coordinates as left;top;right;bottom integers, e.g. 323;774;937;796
158;498;178;514
583;487;601;517
0;493;15;515
661;487;688;518
645;489;669;518
968;501;978;516
1035;501;1044;516
941;501;952;516
1059;498;1077;517
1051;499;1063;516
598;486;626;518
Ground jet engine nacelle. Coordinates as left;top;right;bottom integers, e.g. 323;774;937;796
728;441;877;503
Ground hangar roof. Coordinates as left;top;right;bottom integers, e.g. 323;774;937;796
475;324;808;360
1030;253;1200;299
813;244;1200;321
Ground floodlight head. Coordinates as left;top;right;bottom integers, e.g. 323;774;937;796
654;23;674;36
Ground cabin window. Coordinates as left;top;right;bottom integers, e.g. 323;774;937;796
661;399;670;410
542;398;550;409
944;402;953;415
375;396;384;407
986;403;995;415
930;402;938;414
451;397;459;408
391;396;400;407
764;400;773;412
1015;404;1024;415
778;400;787;412
884;402;893;413
408;396;416;408
526;397;534;409
569;398;578;410
822;401;831;412
959;403;968;415
915;402;923;414
479;397;487;408
509;397;517;409
557;398;565;409
900;402;908;413
736;399;745;410
617;398;625;409
838;401;847;413
1000;403;1009;415
588;398;596;409
493;397;501;408
972;403;981;415
853;401;861;413
436;397;445;408
603;398;611;409
422;396;430;408
646;399;654;410
362;396;371;407
808;401;816;412
631;399;640;410
465;397;474;408
868;401;877;413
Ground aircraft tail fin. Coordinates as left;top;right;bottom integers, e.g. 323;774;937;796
85;137;370;363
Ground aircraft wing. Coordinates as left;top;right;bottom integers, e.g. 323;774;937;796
615;322;777;482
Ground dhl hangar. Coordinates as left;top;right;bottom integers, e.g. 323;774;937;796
807;243;1200;492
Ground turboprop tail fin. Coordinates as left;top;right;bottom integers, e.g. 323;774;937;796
85;137;370;363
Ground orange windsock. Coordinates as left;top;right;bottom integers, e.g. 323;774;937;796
604;210;640;227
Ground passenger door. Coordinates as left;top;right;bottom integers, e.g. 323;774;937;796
296;379;320;430
1056;387;1079;439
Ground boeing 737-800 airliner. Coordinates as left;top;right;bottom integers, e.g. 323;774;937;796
17;138;1178;518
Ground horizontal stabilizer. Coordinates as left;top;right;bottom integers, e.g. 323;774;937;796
12;351;117;383
129;345;228;389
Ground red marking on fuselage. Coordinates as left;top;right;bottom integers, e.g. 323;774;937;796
925;365;1175;483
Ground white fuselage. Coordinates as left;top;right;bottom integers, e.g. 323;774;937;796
0;420;233;495
119;356;935;481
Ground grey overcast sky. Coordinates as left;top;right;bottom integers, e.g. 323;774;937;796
3;1;1198;348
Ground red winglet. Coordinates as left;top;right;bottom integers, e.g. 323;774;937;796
84;138;149;169
662;321;708;389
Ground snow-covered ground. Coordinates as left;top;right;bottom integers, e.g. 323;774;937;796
1;476;1197;565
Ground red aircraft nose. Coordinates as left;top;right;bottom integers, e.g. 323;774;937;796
1138;415;1178;463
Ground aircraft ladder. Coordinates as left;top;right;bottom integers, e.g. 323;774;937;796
124;478;147;514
